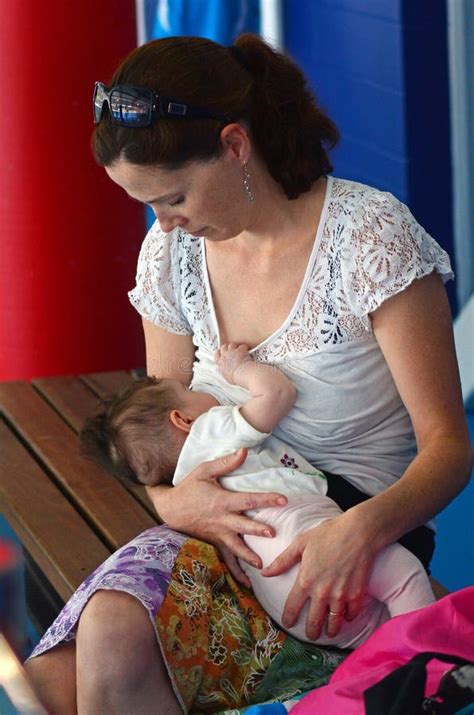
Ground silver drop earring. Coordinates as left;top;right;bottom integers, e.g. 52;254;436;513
243;162;255;202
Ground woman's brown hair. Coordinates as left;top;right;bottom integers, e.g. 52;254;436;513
92;34;339;199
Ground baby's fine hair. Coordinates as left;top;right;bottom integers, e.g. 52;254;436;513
92;33;339;200
80;376;178;487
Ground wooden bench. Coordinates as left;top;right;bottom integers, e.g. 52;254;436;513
0;369;449;636
0;370;159;634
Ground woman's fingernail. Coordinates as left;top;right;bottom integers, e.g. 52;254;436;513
276;497;286;505
263;529;273;538
252;561;260;568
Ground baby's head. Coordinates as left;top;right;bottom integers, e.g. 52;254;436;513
80;376;217;486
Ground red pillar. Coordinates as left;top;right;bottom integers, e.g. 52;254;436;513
0;2;145;380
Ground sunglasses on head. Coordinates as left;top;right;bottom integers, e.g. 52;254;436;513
93;81;228;127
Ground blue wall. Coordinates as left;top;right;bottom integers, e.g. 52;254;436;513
430;411;474;592
283;0;471;589
283;0;456;313
284;0;406;197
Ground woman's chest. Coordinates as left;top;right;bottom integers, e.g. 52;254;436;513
177;223;366;357
205;248;311;348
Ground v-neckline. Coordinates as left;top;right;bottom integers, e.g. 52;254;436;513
200;175;333;353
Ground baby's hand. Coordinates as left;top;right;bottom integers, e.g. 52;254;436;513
215;343;252;385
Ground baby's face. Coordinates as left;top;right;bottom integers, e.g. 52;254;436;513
163;379;218;418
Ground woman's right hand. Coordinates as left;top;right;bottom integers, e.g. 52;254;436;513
146;448;287;586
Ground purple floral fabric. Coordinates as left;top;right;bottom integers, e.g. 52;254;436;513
29;526;187;658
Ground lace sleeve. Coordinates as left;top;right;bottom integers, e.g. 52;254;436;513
128;223;192;335
341;190;454;327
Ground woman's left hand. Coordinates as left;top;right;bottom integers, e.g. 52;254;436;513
260;508;379;639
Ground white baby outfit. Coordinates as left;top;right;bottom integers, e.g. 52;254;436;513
173;405;435;649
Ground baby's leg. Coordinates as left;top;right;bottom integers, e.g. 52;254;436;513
367;543;436;617
241;497;341;641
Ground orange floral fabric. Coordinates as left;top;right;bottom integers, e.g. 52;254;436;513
155;538;285;713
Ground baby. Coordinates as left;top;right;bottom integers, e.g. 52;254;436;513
81;343;435;648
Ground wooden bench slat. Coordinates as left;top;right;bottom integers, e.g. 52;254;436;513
0;382;157;551
32;375;101;433
0;420;110;601
32;375;156;515
80;371;136;400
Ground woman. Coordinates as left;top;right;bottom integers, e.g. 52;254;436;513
26;34;471;714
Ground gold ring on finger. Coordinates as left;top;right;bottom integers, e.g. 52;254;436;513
328;608;346;617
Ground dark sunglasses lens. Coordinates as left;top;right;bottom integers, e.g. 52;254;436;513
93;83;107;123
110;89;152;126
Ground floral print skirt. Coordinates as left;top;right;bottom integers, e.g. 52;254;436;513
29;526;346;713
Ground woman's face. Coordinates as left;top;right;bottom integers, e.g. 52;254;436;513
105;140;252;241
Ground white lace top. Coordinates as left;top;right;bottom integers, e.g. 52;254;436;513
129;177;453;499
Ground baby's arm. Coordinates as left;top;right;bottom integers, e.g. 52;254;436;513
215;343;296;433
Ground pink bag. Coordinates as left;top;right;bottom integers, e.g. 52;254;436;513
292;587;474;715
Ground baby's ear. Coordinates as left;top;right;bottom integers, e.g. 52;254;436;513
169;409;194;433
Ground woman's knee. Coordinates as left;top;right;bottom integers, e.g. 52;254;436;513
79;589;151;632
77;590;159;685
24;643;77;715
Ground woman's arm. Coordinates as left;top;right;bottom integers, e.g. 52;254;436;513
358;272;471;542
142;319;288;584
262;273;472;638
143;317;195;383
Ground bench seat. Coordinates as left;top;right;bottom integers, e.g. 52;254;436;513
0;370;158;632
